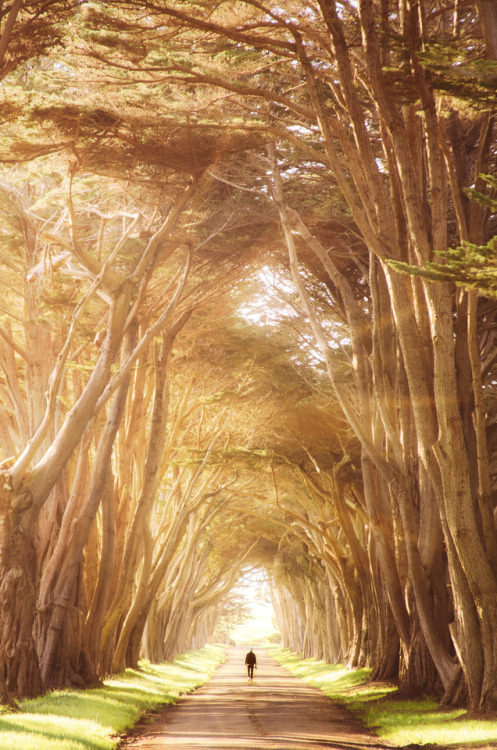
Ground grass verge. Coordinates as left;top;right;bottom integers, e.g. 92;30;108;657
0;644;225;750
269;647;497;748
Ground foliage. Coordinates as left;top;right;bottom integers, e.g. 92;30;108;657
0;1;79;82
419;44;497;107
213;592;252;641
389;238;497;297
388;177;497;297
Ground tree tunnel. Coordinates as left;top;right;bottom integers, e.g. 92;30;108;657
1;0;497;715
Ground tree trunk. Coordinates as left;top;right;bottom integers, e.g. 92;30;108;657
0;482;42;700
477;0;497;59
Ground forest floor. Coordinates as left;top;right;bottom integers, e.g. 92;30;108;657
118;646;403;750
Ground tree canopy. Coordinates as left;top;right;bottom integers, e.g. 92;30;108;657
0;0;496;714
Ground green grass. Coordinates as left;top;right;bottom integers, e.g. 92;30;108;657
0;644;226;750
269;648;497;748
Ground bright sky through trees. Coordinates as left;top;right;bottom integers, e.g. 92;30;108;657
230;571;277;645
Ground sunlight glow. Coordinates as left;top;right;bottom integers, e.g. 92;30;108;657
229;570;279;646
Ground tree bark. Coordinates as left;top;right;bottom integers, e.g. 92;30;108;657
0;480;42;700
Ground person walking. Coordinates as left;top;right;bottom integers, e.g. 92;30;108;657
245;648;257;681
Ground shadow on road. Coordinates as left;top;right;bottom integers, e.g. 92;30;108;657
120;646;392;750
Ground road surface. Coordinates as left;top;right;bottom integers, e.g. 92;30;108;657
120;646;391;749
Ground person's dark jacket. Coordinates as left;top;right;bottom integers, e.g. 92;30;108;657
245;650;257;665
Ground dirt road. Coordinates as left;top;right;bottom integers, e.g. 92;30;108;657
120;646;391;749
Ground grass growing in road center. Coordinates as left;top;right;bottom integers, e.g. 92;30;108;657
0;644;225;750
270;648;497;748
